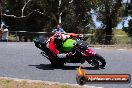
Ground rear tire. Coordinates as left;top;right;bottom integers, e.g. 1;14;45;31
51;61;64;68
87;54;106;69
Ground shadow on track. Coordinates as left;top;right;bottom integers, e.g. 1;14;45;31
28;64;100;70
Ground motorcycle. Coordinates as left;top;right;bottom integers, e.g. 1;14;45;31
34;33;106;69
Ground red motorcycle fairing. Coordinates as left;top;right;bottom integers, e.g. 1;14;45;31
85;49;96;57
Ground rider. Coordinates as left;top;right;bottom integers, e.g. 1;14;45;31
47;24;83;59
46;32;70;59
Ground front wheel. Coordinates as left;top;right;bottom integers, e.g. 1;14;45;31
87;54;106;69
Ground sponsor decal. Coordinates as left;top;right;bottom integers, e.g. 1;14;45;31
76;66;131;85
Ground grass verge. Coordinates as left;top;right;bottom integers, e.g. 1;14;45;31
0;77;83;88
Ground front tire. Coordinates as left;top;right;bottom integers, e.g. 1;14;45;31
87;54;106;69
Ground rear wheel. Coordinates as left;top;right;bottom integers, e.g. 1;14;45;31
87;54;106;69
51;61;64;68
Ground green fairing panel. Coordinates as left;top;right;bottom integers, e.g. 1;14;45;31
62;39;76;52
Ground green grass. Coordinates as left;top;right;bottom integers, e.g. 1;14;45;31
112;29;131;45
86;29;131;45
0;77;82;88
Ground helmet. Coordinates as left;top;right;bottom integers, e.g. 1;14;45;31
78;34;84;40
54;32;63;49
54;32;62;40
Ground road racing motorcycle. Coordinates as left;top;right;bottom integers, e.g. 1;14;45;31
34;33;106;69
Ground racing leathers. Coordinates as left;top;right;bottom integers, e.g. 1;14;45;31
46;33;70;59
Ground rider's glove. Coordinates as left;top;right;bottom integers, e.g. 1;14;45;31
66;52;73;58
57;53;67;58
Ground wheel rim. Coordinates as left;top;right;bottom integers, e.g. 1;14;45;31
90;59;99;67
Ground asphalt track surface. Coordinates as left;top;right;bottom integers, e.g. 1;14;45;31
0;42;132;88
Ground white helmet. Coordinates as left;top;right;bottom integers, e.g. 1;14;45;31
54;32;62;40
